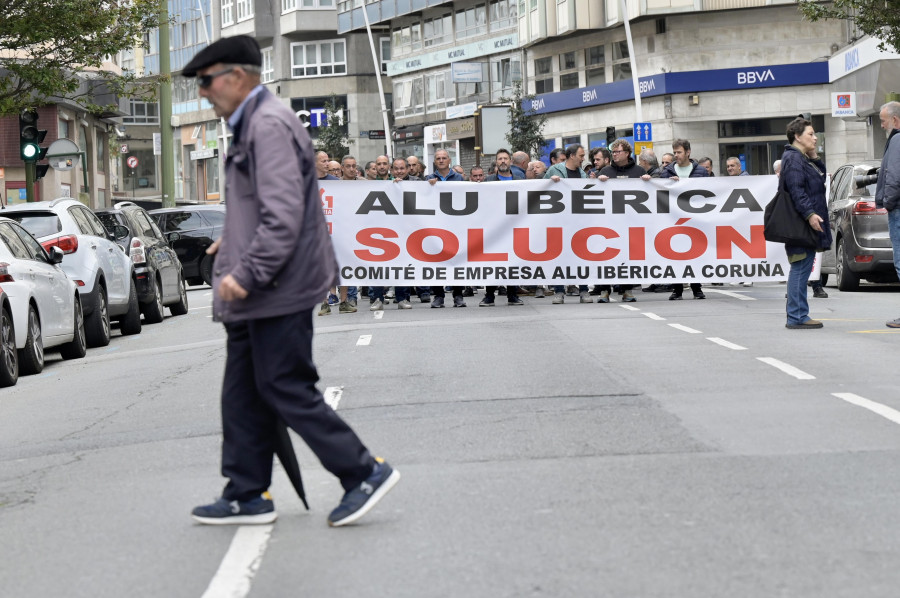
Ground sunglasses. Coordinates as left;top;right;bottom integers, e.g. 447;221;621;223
197;67;234;89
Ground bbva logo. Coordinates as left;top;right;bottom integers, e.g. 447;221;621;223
737;69;774;85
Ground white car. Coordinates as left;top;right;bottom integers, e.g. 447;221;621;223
4;198;141;346
0;217;87;378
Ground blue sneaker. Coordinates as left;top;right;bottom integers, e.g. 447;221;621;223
192;492;277;525
328;458;400;527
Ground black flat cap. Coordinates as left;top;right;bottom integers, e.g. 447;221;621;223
182;35;261;77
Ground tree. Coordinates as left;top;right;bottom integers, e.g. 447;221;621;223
315;94;352;160
798;0;900;54
500;82;548;158
0;0;161;116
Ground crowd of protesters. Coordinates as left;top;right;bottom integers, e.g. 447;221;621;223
313;135;821;314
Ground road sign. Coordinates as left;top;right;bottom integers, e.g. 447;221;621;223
127;156;138;169
634;122;653;142
120;144;129;154
635;141;654;155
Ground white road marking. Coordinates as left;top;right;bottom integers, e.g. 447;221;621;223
706;337;747;350
833;393;900;426
200;524;273;598
669;323;702;334
756;357;815;380
190;305;210;312
619;305;641;311
357;334;372;346
324;386;343;410
704;289;756;301
642;312;666;321
373;311;384;320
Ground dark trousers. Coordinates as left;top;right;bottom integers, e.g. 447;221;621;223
372;286;411;302
221;309;374;501
485;286;518;299
596;284;634;292
431;286;463;298
670;283;702;296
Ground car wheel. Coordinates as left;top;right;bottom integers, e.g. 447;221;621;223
836;239;861;292
200;255;213;287
18;305;44;376
119;278;143;335
85;285;111;347
142;276;165;324
0;304;19;386
169;273;189;316
59;297;87;360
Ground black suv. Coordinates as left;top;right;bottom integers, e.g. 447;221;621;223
96;202;188;323
148;205;225;287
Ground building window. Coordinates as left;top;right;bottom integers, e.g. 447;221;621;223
379;37;390;74
261;47;274;82
455;5;487;40
489;0;517;31
96;132;106;173
612;40;631;81
59;119;70;140
290;40;347;78
426;70;453;113
559;51;578;91
534;56;553;94
586;45;605;86
236;0;253;21
283;0;297;10
393;76;424;117
222;0;234;26
287;0;334;8
491;55;520;101
123;100;160;125
391;23;422;57
424;14;453;47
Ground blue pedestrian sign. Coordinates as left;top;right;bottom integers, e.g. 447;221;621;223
634;122;652;142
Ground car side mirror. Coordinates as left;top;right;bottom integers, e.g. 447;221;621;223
165;231;181;243
113;224;130;241
48;246;64;264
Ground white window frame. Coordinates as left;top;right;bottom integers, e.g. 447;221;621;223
261;47;274;82
379;37;390;74
425;70;454;113
222;0;234;26
290;40;347;78
392;76;424;117
237;0;253;21
283;0;297;11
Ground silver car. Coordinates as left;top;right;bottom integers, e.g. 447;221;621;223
821;162;897;291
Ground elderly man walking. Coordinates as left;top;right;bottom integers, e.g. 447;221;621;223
876;101;900;328
184;35;399;527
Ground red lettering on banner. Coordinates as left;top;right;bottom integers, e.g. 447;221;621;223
715;225;766;259
467;228;508;261
512;228;563;260
628;227;646;260
655;218;707;260
320;188;333;214
354;228;400;261
571;227;620;261
408;228;459;262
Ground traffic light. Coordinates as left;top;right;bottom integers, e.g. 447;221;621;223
19;109;47;162
35;164;49;180
606;126;616;147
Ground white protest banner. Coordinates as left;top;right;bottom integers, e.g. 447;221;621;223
320;177;797;286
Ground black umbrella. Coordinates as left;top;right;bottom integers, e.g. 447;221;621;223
274;420;309;510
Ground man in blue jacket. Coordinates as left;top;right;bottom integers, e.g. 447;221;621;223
875;101;900;328
185;36;399;527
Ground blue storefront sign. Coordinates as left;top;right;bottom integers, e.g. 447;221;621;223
525;62;829;115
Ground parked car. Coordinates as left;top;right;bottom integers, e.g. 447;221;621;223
0;217;87;379
4;198;141;347
148;205;225;287
821;162;897;291
96;202;188;323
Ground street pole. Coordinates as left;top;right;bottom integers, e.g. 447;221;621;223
361;3;394;156
25;161;35;202
619;0;642;122
159;0;176;207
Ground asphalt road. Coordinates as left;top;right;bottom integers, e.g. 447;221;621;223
2;281;900;598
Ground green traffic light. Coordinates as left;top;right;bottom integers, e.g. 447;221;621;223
22;142;39;160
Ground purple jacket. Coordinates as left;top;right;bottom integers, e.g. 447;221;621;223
212;88;338;322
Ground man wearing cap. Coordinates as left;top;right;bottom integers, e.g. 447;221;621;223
184;35;399;527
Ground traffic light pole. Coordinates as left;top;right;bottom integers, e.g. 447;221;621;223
158;0;176;208
25;162;35;202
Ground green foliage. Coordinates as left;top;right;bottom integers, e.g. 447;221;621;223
798;0;900;53
499;82;548;159
314;94;352;160
0;0;162;116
